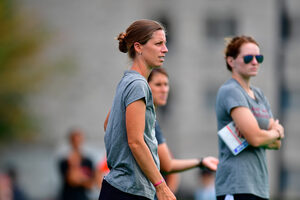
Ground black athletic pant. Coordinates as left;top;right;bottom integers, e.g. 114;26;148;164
217;194;268;200
99;179;150;200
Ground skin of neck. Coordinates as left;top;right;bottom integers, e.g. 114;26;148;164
131;56;153;79
71;145;81;153
232;72;251;93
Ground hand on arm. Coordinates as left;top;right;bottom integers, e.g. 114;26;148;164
265;119;284;149
231;107;284;148
126;99;176;200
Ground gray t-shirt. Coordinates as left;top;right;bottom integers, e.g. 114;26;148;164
155;121;166;145
104;70;159;199
215;78;273;199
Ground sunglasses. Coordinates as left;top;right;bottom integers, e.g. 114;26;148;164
243;54;264;64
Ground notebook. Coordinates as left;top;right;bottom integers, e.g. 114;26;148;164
218;121;249;155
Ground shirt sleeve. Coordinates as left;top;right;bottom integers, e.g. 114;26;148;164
123;79;149;107
220;85;249;115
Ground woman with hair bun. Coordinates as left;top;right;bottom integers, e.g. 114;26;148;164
100;20;175;200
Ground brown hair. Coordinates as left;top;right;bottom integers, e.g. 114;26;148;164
147;68;169;83
117;19;165;59
224;35;259;71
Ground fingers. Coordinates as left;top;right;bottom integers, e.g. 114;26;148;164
203;157;219;171
275;123;284;139
279;126;285;139
271;119;284;139
277;124;284;139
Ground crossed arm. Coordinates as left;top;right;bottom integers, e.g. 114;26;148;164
231;107;284;149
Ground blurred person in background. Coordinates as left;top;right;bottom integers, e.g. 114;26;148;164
0;166;28;200
215;35;284;200
194;168;216;200
100;19;175;200
7;166;28;200
57;128;95;200
147;68;218;191
0;171;12;200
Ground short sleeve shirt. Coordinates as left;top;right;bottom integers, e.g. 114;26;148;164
104;70;158;199
215;78;273;199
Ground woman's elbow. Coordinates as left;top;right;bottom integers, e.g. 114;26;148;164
160;163;172;173
128;140;143;151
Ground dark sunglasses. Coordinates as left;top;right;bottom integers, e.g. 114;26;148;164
243;54;264;64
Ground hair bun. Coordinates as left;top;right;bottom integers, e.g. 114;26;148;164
118;32;127;40
117;32;128;53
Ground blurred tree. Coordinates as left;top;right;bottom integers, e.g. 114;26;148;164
0;0;55;142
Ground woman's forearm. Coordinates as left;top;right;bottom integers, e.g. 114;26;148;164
129;140;164;184
167;159;200;173
126;100;163;185
158;143;200;173
231;107;281;147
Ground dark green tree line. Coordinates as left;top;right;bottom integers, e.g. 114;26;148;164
0;0;54;142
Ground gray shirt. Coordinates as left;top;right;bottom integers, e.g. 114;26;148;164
104;70;158;199
155;121;166;145
215;78;273;199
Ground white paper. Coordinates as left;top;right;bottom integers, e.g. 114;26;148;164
218;121;249;155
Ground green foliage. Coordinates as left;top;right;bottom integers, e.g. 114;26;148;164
0;0;52;142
